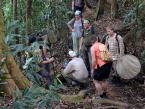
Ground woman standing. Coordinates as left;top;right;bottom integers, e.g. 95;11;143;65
67;10;83;56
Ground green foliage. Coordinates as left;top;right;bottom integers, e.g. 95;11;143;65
122;7;137;26
141;49;145;62
13;79;66;109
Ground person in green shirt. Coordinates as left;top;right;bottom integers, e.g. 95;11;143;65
79;19;98;77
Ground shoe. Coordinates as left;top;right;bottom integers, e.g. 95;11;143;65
102;92;108;98
93;95;104;99
93;96;101;99
72;81;77;87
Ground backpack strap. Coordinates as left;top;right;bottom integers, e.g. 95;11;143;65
91;26;94;34
106;35;109;49
115;34;120;53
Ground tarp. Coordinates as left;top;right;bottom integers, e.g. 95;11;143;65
116;54;141;79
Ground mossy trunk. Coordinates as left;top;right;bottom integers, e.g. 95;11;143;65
2;65;19;97
6;55;33;89
0;0;32;96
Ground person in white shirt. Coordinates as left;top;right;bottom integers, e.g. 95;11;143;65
63;50;88;86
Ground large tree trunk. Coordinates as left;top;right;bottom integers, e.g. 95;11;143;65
0;1;32;96
96;0;110;20
26;0;32;36
2;65;19;97
111;0;118;19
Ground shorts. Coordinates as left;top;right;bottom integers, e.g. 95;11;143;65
93;62;112;81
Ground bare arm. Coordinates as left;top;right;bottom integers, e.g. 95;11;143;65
90;46;97;73
67;18;75;32
67;24;73;32
72;0;74;11
79;37;84;51
41;57;54;64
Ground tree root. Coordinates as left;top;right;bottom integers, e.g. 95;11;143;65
60;90;128;108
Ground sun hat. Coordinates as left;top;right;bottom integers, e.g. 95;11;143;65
68;50;76;57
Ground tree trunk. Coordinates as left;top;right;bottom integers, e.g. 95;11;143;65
2;65;19;97
111;0;118;19
6;55;33;89
0;0;32;96
96;0;110;20
13;0;22;69
26;0;32;36
0;1;19;97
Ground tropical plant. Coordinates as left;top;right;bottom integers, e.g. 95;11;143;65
13;79;66;109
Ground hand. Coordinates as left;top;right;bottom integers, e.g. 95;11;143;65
47;57;54;62
72;29;75;32
80;29;83;32
72;6;74;11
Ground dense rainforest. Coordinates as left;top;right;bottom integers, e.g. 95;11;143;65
0;0;145;108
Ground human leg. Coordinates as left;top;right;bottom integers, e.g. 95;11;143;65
82;46;90;72
72;37;78;55
93;80;103;95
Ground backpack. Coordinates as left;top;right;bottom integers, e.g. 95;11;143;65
101;33;127;54
74;0;85;8
98;43;112;62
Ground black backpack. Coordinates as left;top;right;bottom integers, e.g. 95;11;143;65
74;0;85;8
101;33;127;54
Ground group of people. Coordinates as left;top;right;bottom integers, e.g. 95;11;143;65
24;0;125;99
63;0;125;99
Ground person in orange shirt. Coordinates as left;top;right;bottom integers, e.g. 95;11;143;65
90;36;112;99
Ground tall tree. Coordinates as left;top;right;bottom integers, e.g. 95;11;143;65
26;0;32;36
111;0;118;19
0;1;32;97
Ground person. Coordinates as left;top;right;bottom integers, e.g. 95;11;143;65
72;0;85;12
27;37;55;88
90;36;112;99
105;26;125;85
63;50;88;86
79;19;98;77
67;10;83;56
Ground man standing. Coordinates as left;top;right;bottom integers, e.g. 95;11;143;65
63;50;88;86
105;26;125;84
79;19;98;77
72;0;85;12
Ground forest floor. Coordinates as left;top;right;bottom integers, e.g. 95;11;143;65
1;1;145;109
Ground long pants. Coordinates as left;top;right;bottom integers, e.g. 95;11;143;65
82;45;92;76
39;69;52;88
72;37;81;56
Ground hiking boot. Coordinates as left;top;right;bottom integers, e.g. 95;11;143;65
102;92;108;98
93;96;102;99
71;81;77;87
93;94;104;99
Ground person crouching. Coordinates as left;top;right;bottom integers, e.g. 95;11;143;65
63;50;88;87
